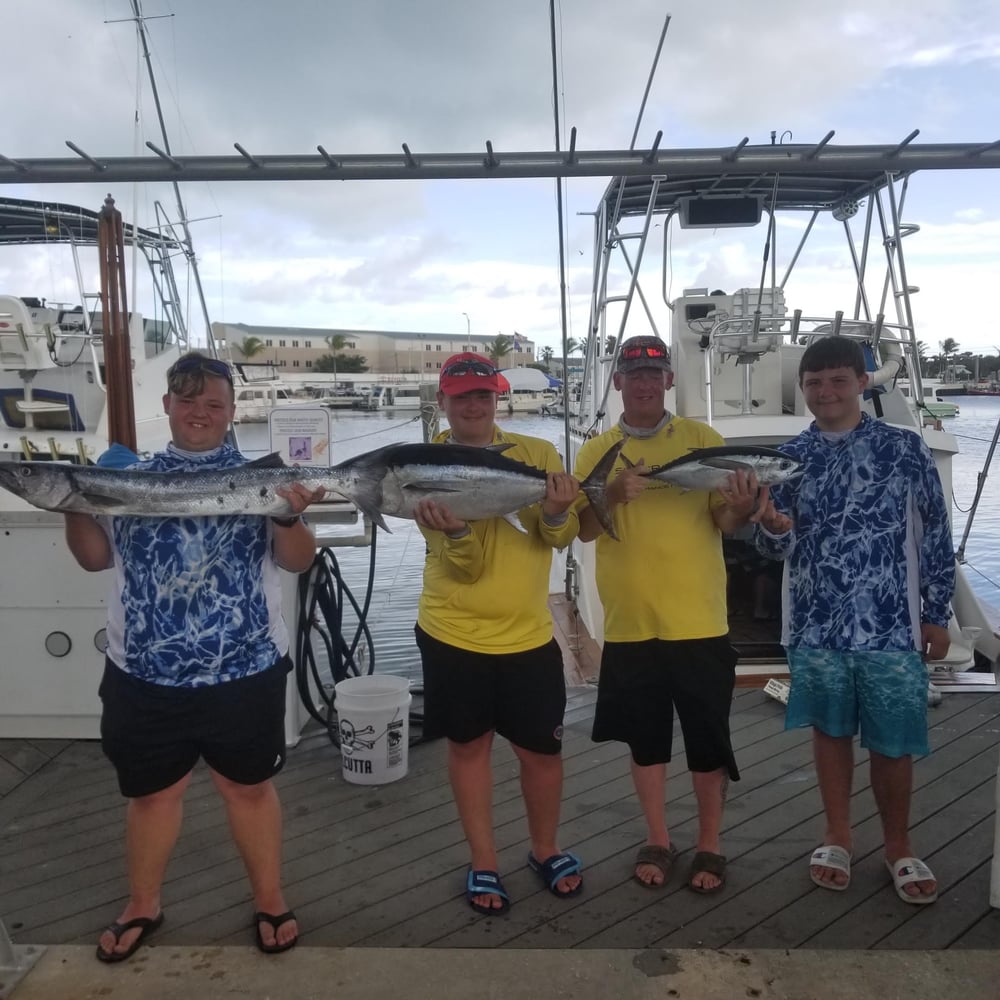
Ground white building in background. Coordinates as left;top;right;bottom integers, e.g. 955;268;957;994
212;322;537;375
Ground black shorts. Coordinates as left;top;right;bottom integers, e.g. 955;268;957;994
415;625;566;754
593;636;740;779
99;656;292;798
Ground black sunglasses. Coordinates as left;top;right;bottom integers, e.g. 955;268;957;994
621;343;669;361
168;356;234;384
442;360;498;377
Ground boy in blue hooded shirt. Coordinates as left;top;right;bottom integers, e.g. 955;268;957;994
754;336;953;905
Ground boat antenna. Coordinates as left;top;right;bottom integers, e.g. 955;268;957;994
548;0;574;460
122;0;216;356
628;15;672;152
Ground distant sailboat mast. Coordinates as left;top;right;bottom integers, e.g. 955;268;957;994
108;0;217;356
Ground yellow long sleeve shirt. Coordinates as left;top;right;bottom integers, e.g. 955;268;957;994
573;418;729;642
416;429;578;654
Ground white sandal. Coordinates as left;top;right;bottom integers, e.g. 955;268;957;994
886;857;938;905
809;845;851;891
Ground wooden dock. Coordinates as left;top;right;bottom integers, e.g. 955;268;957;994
2;679;998;953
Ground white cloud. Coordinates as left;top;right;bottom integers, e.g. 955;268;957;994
3;0;999;359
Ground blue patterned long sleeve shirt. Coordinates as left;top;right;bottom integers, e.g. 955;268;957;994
753;414;955;652
105;444;288;686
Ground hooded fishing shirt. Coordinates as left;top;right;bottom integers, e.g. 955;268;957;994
103;443;289;686
416;430;577;654
573;417;729;642
754;414;955;651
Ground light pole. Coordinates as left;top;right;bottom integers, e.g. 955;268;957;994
462;312;470;339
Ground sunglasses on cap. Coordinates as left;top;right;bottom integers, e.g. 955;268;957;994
621;342;669;361
441;359;499;378
168;356;233;384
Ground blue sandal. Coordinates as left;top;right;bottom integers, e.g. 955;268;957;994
465;869;510;915
527;851;584;898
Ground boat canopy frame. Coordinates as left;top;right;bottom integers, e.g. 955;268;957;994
0;134;998;186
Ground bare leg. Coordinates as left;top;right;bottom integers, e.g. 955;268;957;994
631;759;671;886
513;744;581;894
211;770;297;949
811;729;854;888
690;767;727;891
98;772;191;958
448;732;504;911
870;751;936;899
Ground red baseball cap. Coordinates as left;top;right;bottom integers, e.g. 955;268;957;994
438;352;506;395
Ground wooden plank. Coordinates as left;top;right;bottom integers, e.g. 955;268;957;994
1;689;995;954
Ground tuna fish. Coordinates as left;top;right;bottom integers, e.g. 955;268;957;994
635;445;802;492
0;439;625;537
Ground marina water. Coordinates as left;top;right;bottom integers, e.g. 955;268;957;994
235;403;1000;681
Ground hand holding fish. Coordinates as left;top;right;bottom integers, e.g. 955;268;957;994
413;498;468;537
758;506;793;535
716;469;770;523
276;483;327;514
609;460;649;507
541;471;579;517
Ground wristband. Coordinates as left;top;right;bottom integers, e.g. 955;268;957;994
270;515;301;528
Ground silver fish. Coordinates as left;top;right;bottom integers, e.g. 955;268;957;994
0;439;625;537
636;445;802;492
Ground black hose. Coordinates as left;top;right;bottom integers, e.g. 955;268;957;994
294;528;379;732
290;526;427;747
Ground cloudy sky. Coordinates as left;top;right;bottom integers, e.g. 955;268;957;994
3;0;999;357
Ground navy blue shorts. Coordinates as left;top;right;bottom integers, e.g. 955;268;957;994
99;656;291;798
593;636;740;779
415;625;566;754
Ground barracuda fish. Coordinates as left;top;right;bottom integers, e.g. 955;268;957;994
0;439;625;537
634;445;802;492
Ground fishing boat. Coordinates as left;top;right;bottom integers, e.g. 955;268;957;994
498;366;561;414
561;143;1000;684
896;378;961;418
0;196;196;463
0;193;235;739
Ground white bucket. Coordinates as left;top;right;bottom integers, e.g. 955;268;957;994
334;674;411;785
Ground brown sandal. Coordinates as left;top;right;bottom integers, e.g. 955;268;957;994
688;851;727;894
633;844;678;888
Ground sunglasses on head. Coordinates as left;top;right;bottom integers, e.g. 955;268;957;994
621;343;669;361
168;356;233;384
442;360;498;378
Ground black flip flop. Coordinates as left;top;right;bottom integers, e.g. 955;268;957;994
95;911;164;963
254;909;298;954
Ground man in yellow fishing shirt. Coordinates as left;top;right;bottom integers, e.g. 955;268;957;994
413;352;583;915
574;336;771;895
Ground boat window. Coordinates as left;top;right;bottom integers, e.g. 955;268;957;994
0;388;84;431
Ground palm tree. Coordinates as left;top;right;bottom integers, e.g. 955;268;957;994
541;345;554;369
325;333;349;384
236;336;267;359
939;337;960;382
486;335;512;366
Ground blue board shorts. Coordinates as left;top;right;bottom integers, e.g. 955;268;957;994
785;647;929;757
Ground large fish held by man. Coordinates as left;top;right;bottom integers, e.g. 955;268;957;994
0;439;624;537
633;445;803;492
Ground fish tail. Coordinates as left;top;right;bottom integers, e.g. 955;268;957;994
326;472;392;533
579;437;626;542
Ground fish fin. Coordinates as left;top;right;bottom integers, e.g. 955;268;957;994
619;453;636;470
245;452;288;468
702;457;754;472
401;480;462;496
79;491;129;511
354;497;391;533
502;512;529;534
579;438;626;541
486;443;516;454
